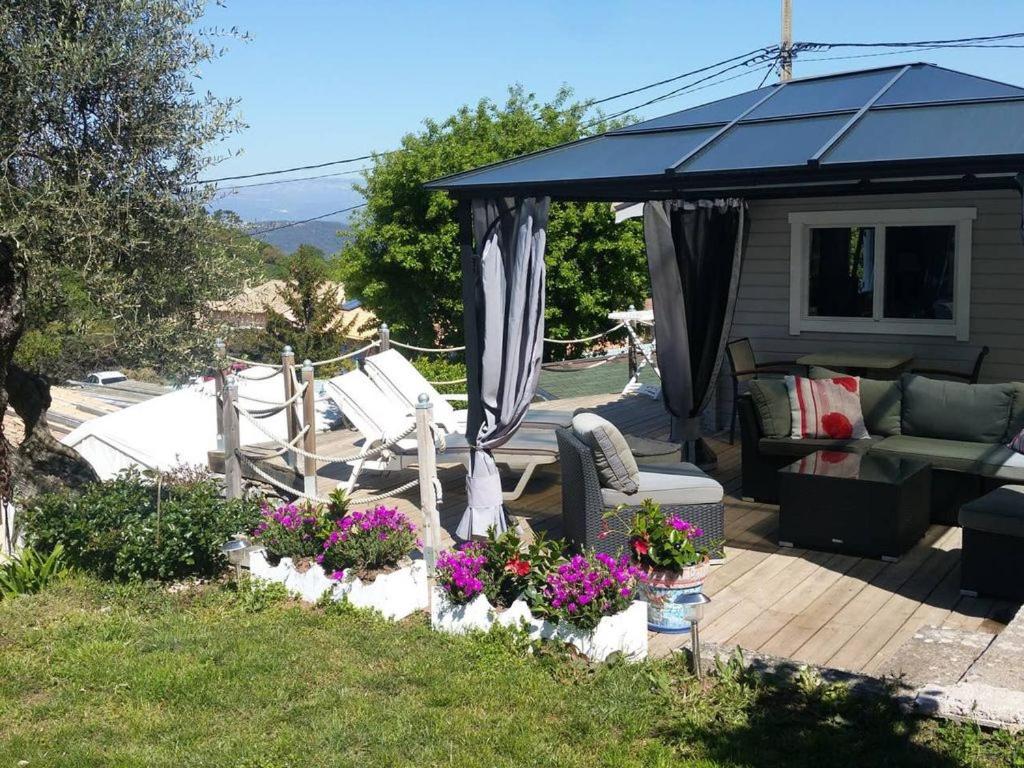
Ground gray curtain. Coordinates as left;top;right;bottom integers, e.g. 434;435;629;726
643;199;748;457
457;197;549;539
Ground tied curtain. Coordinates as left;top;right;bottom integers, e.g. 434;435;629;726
457;197;549;540
643;199;749;459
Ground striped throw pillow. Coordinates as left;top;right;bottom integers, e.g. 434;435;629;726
1009;427;1024;454
785;375;870;440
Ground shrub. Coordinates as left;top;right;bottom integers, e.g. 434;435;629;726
318;506;418;579
0;545;72;598
21;468;261;582
410;356;466;396
533;552;646;631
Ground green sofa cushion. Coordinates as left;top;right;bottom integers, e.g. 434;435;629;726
959;485;1024;537
747;379;791;439
901;375;1014;444
871;435;1024;481
809;366;902;437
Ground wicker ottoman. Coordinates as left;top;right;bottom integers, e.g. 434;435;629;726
959;485;1024;601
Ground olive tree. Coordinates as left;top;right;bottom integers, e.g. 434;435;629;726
0;0;249;499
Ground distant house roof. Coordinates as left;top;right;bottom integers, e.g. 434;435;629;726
209;280;376;339
426;63;1024;200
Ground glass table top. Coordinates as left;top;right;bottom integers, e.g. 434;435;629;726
779;450;929;484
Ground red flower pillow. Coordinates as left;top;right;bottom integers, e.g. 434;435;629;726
785;375;869;440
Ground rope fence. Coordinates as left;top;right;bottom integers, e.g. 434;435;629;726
389;339;466;354
308;340;380;368
542;322;625;345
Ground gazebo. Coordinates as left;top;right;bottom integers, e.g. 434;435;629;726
425;62;1024;536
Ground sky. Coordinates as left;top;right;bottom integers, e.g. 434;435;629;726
201;0;1024;222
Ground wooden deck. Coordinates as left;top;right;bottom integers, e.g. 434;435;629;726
275;392;1020;676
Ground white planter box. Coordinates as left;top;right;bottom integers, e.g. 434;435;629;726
248;549;428;620
431;588;648;662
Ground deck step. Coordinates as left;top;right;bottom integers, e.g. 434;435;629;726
879;625;995;687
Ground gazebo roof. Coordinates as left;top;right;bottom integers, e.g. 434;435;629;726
426;63;1024;201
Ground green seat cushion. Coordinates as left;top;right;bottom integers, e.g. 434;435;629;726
809;366;902;437
959;485;1024;537
759;436;878;458
871;435;1024;481
747;379;791;439
901;375;1014;444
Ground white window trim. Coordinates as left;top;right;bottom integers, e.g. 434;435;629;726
788;207;976;341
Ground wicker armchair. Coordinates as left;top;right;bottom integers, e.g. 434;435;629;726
555;427;725;558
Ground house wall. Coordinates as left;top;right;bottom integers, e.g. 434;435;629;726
715;188;1024;428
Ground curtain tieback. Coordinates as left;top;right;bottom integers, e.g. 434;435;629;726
466;468;503;509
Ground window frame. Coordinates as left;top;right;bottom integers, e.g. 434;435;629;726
788;207;976;341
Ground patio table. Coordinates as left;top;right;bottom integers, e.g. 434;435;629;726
795;351;913;378
778;450;931;561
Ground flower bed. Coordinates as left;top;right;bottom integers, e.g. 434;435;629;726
246;499;427;620
430;531;648;662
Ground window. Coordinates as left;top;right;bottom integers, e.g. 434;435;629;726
789;208;975;340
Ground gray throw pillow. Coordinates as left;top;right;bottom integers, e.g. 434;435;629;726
809;366;902;436
572;412;639;494
901;374;1014;444
1008;382;1024;442
747;379;791;439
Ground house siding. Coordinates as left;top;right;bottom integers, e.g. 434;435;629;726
715;189;1024;427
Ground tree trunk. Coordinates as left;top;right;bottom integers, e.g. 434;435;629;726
0;239;98;502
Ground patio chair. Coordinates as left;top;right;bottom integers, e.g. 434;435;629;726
911;346;990;384
555;426;724;558
362;349;575;432
725;337;804;444
325;369;558;500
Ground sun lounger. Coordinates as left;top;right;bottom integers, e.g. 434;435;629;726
362;349;574;433
325;369;558;500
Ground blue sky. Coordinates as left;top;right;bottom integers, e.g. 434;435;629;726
202;0;1024;221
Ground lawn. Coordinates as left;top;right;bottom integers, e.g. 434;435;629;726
1;577;1021;768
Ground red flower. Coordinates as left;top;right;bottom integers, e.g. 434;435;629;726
504;557;530;577
631;537;649;556
833;376;858;393
821;411;853;439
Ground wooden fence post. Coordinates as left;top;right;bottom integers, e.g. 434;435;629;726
378;322;390;352
281;345;297;471
222;374;242;499
301;359;317;498
415;393;440;612
214;337;227;452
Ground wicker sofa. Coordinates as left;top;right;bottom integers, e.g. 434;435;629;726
555;427;725;557
738;371;1024;524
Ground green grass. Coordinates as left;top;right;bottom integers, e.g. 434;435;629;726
1;577;1022;768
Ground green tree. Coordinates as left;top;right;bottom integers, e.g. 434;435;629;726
265;245;355;369
0;0;249;498
336;86;648;356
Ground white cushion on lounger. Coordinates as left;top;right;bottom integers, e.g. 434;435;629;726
600;462;724;507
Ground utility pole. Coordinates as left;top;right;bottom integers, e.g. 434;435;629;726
780;0;793;82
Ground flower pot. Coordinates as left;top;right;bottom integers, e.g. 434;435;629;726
430;587;535;636
537;600;648;662
249;549;336;603
334;560;428;621
641;558;711;634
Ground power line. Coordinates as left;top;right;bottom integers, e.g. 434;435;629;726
248;203;367;235
201;153;378;184
214;167;371;191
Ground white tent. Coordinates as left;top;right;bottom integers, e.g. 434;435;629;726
62;367;340;480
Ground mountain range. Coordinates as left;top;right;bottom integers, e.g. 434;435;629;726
248;220;349;255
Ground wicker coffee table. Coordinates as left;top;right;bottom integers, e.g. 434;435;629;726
777;450;931;561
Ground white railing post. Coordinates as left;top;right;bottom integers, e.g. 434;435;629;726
301;359;317;497
378;322;390;352
214;337;227;452
626;304;638;385
222;374;242;499
415;393;440;612
281;345;298;470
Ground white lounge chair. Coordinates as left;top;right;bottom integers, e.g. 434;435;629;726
325;369;558;501
362;349;575;433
